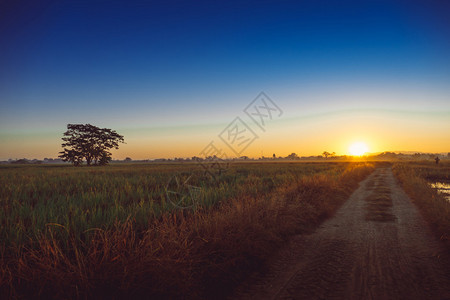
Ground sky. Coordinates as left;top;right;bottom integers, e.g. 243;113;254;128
1;0;449;160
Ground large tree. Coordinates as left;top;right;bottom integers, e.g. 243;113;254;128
59;124;125;166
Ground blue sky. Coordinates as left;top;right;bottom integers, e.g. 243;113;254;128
1;0;449;159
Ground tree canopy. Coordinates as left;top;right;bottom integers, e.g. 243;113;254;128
322;151;336;158
286;153;299;160
58;124;124;166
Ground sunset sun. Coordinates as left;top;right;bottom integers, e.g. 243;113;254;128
349;142;369;156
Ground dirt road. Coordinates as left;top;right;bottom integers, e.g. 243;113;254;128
233;167;450;300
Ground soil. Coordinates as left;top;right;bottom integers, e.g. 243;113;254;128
232;167;450;300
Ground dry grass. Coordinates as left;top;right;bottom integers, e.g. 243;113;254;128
365;177;396;223
0;162;375;299
393;162;450;248
365;194;396;222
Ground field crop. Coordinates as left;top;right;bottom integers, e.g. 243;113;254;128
1;162;338;245
0;162;374;299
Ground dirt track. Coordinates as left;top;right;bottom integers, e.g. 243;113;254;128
233;167;450;300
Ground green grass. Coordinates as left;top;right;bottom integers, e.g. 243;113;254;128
0;161;375;299
0;162;343;247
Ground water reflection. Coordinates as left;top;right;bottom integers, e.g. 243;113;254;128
430;182;450;202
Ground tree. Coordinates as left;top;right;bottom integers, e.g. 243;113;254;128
59;124;124;166
287;153;299;160
322;151;336;158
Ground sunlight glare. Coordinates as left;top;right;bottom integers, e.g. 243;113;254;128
349;142;369;156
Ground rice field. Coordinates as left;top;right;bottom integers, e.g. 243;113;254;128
1;162;338;245
0;161;375;299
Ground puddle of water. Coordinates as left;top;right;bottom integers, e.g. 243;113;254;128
430;182;450;202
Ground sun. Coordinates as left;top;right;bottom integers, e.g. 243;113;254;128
349;142;369;156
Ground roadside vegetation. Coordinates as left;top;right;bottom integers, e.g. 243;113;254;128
393;161;450;248
0;162;374;299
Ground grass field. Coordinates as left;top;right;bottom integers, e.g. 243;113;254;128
393;161;450;247
0;162;375;299
1;162;342;245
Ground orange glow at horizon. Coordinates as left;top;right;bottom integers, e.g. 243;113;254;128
1;109;449;161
